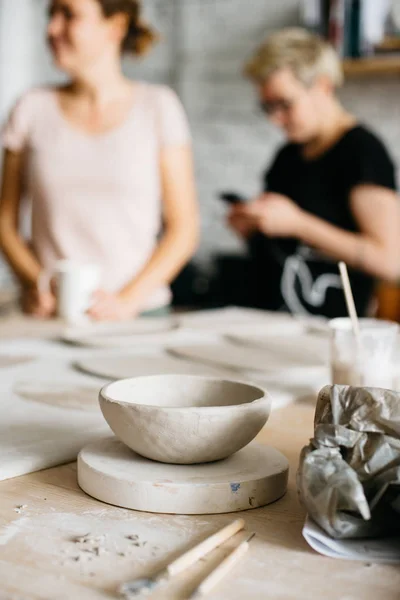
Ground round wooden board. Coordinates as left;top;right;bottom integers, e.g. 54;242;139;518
62;317;179;348
75;354;229;380
78;437;289;515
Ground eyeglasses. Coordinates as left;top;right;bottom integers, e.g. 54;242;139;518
259;98;295;116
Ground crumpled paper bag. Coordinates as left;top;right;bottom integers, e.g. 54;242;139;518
297;385;400;539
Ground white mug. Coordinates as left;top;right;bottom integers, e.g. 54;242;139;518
40;260;101;323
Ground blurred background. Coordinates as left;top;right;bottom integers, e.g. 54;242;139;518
1;0;400;312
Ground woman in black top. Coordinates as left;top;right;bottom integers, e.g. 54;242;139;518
228;28;400;318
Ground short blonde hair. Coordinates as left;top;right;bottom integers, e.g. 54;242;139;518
244;28;343;88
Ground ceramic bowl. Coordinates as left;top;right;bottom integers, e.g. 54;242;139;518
99;375;271;464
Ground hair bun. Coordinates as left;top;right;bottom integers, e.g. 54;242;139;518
123;18;159;56
98;0;159;56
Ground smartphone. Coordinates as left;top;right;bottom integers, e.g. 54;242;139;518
219;192;246;205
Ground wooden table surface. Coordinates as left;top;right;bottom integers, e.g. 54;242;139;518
0;314;399;600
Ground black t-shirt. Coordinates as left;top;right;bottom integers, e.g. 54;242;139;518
249;125;396;318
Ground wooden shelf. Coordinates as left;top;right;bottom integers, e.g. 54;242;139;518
343;56;400;77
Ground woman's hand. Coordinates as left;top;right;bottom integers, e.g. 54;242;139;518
21;284;56;319
227;204;258;239
229;193;305;239
87;290;139;321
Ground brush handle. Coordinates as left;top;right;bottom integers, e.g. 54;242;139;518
338;262;360;340
167;518;245;577
190;537;251;598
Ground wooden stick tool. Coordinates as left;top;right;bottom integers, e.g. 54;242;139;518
338;261;360;341
119;518;245;598
189;532;256;598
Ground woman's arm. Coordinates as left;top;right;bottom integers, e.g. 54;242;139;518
0;150;55;317
0;150;41;285
230;185;400;282
89;145;199;320
297;185;400;281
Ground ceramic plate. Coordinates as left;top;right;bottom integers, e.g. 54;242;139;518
226;331;329;358
61;317;179;348
179;308;329;336
75;353;231;380
224;320;307;338
168;340;329;374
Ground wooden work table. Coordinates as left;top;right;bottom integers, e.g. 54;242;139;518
0;313;399;600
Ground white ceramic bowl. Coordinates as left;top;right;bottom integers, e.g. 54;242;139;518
99;375;271;464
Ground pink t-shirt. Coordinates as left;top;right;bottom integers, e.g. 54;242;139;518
2;83;191;310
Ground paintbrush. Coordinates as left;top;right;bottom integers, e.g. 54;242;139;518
119;518;245;598
189;532;255;598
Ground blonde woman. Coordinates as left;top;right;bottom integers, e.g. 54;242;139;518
0;0;198;320
228;28;400;318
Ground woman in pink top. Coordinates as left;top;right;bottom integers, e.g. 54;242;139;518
0;0;199;320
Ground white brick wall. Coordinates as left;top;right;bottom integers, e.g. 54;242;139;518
1;0;400;285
